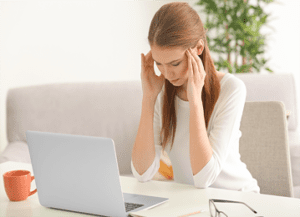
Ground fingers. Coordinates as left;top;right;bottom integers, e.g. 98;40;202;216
145;50;152;61
142;50;154;66
188;48;199;76
141;50;156;78
186;49;193;78
141;53;144;69
148;50;154;64
190;48;205;76
141;52;148;69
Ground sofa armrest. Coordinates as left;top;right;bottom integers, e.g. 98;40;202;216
0;141;31;164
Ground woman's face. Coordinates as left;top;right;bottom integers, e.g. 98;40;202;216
151;45;198;92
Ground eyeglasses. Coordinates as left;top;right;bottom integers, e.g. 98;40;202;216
209;199;257;217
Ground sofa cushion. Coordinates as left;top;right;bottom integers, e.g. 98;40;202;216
6;81;143;175
293;185;300;198
0;141;31;164
288;130;300;147
234;73;298;131
290;145;300;187
288;130;300;187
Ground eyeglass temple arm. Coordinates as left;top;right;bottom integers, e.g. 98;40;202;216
211;199;257;214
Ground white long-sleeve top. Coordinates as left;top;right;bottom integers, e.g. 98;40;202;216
131;72;260;193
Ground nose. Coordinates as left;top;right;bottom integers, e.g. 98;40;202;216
162;68;175;80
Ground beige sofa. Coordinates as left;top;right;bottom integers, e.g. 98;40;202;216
0;73;299;197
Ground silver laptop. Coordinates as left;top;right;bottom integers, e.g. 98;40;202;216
26;130;168;217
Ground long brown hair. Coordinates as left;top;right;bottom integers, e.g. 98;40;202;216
148;2;221;152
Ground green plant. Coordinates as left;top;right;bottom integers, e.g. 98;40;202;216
195;0;283;73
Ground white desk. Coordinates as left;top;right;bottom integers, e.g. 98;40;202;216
1;161;299;217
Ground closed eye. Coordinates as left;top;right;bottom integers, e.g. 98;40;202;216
156;62;181;67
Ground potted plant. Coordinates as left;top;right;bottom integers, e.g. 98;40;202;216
195;0;283;73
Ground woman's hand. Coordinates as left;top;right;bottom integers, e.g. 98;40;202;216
186;47;206;105
141;50;165;101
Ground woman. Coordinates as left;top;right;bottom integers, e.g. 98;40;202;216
131;2;260;193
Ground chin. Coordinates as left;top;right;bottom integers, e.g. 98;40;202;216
169;78;181;85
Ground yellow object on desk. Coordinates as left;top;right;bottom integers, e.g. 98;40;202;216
152;150;174;181
158;160;173;180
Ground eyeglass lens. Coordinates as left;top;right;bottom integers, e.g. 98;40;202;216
209;200;217;217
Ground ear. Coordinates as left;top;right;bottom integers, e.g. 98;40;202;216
199;47;205;55
196;39;205;55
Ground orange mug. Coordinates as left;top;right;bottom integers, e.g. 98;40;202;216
3;170;37;201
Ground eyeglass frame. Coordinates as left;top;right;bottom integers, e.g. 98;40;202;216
209;199;257;217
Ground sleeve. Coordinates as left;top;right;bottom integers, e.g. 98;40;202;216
192;80;247;188
131;90;163;182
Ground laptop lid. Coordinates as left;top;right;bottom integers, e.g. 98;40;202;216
26;130;129;217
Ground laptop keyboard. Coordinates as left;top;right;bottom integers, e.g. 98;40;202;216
125;202;144;212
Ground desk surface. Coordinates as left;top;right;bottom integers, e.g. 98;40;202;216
1;161;299;217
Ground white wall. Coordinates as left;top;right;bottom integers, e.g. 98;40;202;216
0;0;299;153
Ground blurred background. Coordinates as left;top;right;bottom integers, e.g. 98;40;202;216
0;0;299;153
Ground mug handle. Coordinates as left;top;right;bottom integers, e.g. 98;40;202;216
29;176;37;196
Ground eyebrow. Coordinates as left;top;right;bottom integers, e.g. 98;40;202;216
153;58;182;64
